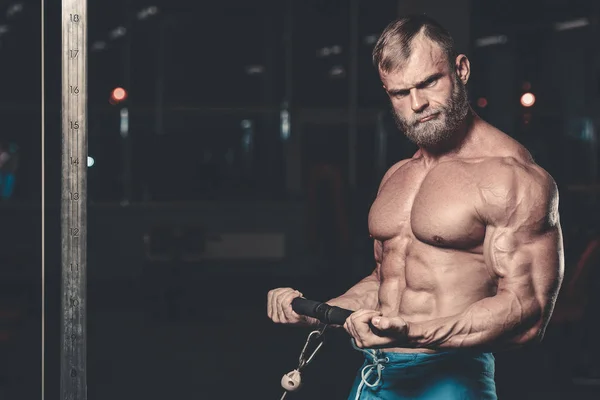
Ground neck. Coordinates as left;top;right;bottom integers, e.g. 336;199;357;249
416;109;478;164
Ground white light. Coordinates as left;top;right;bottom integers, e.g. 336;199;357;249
7;3;24;18
242;131;253;149
475;35;508;47
120;107;129;138
317;47;331;57
554;18;589;31
92;41;106;51
317;46;342;57
241;119;254;150
329;65;345;77
87;157;95;167
245;65;265;75
582;118;594;141
109;26;127;40
364;34;378;45
0;25;10;36
280;109;290;140
137;6;159;20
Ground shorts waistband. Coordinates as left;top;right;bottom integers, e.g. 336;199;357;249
374;349;464;363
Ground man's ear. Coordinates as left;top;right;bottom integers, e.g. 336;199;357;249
455;54;470;85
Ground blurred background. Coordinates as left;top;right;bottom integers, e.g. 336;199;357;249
0;0;598;398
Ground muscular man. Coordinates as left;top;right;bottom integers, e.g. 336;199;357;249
268;14;564;400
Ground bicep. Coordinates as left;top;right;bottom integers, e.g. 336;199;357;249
481;161;564;329
487;222;564;333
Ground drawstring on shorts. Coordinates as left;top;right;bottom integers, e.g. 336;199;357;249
351;339;390;400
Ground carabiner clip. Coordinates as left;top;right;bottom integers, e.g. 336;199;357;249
298;324;327;370
280;324;329;399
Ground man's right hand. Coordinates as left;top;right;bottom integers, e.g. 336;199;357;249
267;287;313;326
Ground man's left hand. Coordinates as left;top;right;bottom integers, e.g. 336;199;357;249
344;309;410;348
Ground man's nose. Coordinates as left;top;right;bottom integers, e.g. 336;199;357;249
410;89;429;113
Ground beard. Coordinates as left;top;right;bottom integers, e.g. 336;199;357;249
391;75;470;148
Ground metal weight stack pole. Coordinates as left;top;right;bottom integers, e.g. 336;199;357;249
61;0;88;399
348;0;359;189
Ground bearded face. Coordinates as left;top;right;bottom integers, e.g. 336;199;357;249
380;36;472;149
391;72;470;148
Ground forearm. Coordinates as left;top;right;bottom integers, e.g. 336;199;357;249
407;291;542;351
326;269;380;312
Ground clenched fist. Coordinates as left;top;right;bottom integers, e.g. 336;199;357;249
267;287;314;326
344;309;410;349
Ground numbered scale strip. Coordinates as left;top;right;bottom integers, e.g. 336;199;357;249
61;1;87;399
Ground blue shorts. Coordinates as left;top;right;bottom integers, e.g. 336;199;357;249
347;346;497;400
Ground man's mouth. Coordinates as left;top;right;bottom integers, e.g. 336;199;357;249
418;113;439;123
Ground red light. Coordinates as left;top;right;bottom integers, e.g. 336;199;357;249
477;97;488;108
520;93;535;107
111;87;127;103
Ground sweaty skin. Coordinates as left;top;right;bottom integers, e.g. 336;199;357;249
267;33;564;354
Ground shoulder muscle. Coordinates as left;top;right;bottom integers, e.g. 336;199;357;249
477;157;559;231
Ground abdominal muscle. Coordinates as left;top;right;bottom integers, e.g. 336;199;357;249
375;242;497;353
